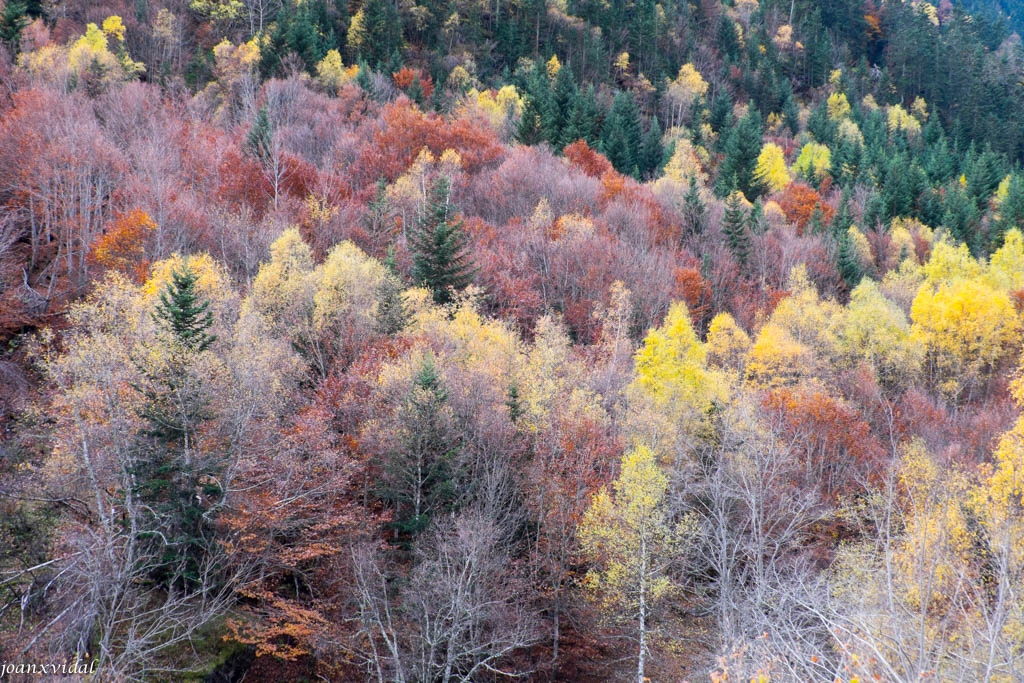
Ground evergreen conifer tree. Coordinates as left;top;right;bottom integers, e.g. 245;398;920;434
837;230;863;290
994;174;1024;250
374;275;410;335
410;177;477;305
152;265;217;353
544;64;577;148
563;85;603;147
682;178;706;236
138;264;220;588
601;92;643;177
716;108;763;199
640;115;663;180
379;353;462;539
723;191;751;265
0;0;29;50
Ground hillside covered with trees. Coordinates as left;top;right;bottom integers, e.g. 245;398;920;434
3;0;1024;680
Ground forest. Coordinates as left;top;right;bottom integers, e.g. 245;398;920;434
2;0;1024;680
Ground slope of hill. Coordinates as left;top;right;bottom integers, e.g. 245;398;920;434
2;1;1024;681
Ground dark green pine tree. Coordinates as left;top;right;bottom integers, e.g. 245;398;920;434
716;107;763;199
544;64;577;148
943;183;981;252
517;64;549;145
352;0;402;67
836;230;863;291
0;0;29;51
374;274;410;335
562;84;603;147
965;144;1005;207
355;59;375;93
831;189;853;236
639;115;663;180
682;177;706;236
138;264;220;589
806;99;837;147
601;91;643;177
152;265;217;354
410;177;477;305
747;199;764;235
363;177;395;240
380;353;463;539
723;191;751;266
862;190;886;231
261;0;332;75
246;106;273;163
782;95;800;136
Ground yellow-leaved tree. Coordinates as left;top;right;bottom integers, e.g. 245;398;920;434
829;440;980;682
839;278;922;387
628;301;728;458
578;444;693;683
791;142;831;182
665;63;708;128
315;49;358;92
706;311;751;375
753;142;791;193
746;266;842;386
246;228;392;375
826;92;851;121
910;254;1020;400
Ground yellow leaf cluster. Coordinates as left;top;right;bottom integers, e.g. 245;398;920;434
614;52;631;73
894;441;974;611
792;142;831;181
847;225;873;264
753;142;791;193
578;444;689;619
631;302;726;412
910;277;1020;397
706;312;751;374
887;104;922;137
467;85;524;132
316;49;358;92
669;63;708;101
746;267;842;385
988;229;1024;291
546;54;561;78
839;279;922;384
827;92;851;121
657;137;707;186
772;24;793;49
189;0;243;22
838;118;864;146
68;23;119;74
101;15;126;42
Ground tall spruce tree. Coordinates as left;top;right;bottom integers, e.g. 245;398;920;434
994;174;1024;250
836;230;863;290
544;64;577;148
0;0;29;50
410;177;477;305
138;264;220;588
602;92;643;177
682;178;706;236
379;353;463;539
563;84;603;147
716;108;764;199
152;266;217;354
639;115;664;180
723;191;751;266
